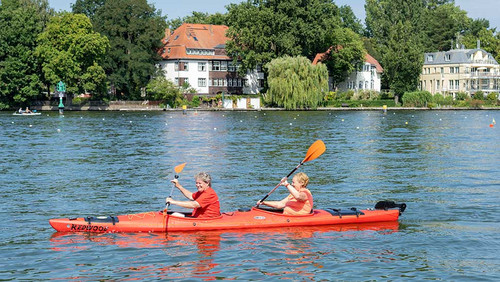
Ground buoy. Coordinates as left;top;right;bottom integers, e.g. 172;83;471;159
489;124;494;128
289;123;292;125
405;121;408;125
57;129;61;132
29;124;33;128
356;126;360;129
129;121;132;123
341;119;344;122
493;118;496;125
102;118;105;121
214;127;217;130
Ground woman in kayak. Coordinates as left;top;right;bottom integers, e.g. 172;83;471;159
167;172;221;218
257;172;313;215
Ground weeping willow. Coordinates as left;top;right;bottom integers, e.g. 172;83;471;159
265;56;329;109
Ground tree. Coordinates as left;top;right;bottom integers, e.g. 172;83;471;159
225;0;341;74
145;75;181;107
93;0;166;100
365;0;426;97
0;0;53;108
35;12;109;97
167;11;227;30
324;28;365;87
462;27;500;62
423;3;469;51
265;56;328;109
71;0;105;21
339;5;363;35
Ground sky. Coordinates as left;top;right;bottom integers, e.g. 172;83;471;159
48;0;499;30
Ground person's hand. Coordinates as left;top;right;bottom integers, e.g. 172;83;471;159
170;179;179;187
256;200;262;206
166;197;173;204
280;177;289;186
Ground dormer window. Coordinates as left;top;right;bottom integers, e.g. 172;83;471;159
445;54;451;61
427;55;434;62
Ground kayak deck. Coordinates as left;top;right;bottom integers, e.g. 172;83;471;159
49;201;406;233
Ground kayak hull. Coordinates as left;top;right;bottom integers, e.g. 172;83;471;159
49;205;404;233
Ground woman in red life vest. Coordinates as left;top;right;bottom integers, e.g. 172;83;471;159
166;172;221;218
257;172;313;215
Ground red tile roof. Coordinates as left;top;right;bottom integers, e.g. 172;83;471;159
161;23;231;60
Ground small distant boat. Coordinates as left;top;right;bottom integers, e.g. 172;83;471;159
13;112;41;116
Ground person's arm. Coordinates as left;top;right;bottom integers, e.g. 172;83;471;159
166;197;201;209
171;179;194;200
283;181;307;201
258;196;289;209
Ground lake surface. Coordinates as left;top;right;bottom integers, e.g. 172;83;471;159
0;109;498;280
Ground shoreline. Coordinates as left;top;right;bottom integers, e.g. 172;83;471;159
22;105;500;111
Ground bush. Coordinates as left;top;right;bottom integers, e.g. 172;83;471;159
469;99;484;109
455;92;469;101
486;92;498;101
337;90;354;100
401;91;432;107
324;91;337;101
71;96;89;105
473;91;484;100
432;93;453;106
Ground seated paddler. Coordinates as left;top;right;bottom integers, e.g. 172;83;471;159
256;172;313;215
166;172;221;218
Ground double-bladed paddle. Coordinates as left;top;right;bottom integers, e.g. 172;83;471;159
165;162;187;210
256;140;326;207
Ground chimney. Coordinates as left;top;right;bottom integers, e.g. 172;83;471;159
477;39;480;49
163;28;171;43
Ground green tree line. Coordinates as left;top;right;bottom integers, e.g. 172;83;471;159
0;0;498;109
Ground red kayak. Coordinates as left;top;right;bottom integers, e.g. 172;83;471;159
49;201;406;233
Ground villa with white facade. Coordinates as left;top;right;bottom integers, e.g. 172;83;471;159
312;47;383;92
158;24;264;96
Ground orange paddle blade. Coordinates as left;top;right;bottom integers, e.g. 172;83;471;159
174;163;187;174
302;140;326;163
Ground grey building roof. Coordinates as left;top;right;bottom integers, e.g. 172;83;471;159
424;48;498;65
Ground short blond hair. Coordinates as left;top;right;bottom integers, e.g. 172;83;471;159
195;172;212;186
294;172;309;187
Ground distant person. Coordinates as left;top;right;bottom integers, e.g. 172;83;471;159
25;107;32;113
167;172;221;218
18;108;23;114
257;172;313;215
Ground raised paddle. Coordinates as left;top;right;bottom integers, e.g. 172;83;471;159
166;162;187;210
256;140;326;207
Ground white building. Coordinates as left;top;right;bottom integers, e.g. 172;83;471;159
313;47;384;93
158;23;264;96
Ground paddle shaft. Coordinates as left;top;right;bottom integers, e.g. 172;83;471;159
165;174;179;209
256;161;303;206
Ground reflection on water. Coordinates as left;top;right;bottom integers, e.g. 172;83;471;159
49;222;399;280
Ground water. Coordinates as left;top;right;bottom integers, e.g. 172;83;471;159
0;110;498;280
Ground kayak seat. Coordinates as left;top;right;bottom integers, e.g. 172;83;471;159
85;216;119;225
375;201;407;213
324;208;365;218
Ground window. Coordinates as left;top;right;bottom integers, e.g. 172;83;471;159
175;62;188;71
445;54;451;61
223;78;227;86
365;81;369;89
198;78;206;87
427;55;434;62
228;62;236;72
455;80;459;90
198;62;206;72
244;79;249;87
212;61;220;71
228;79;233;87
359;81;363;89
219;79;224;86
450;67;454;74
455;67;459;73
221;61;227;71
436;80;440;90
371;80;374;89
174;78;178;85
449;80;453;90
363;65;370;72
